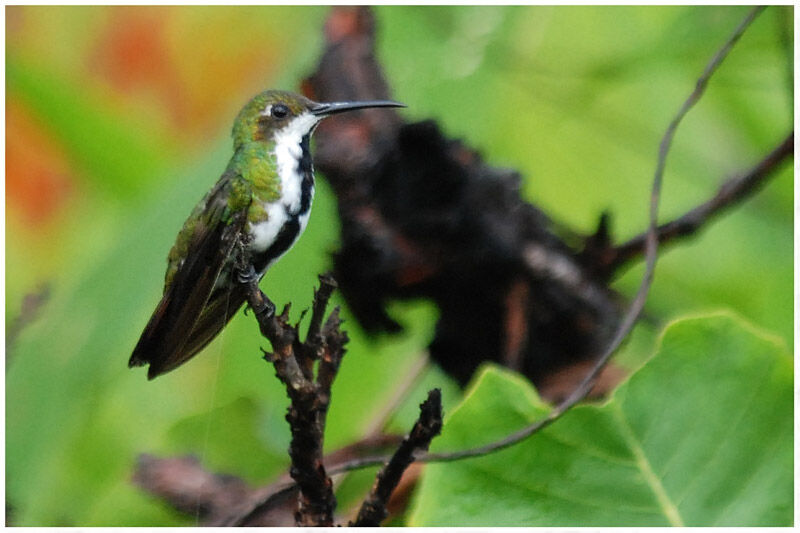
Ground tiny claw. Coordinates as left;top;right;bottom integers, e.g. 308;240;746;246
262;299;276;318
251;295;276;318
237;264;258;284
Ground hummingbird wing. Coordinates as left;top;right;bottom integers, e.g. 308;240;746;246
176;285;248;366
129;173;250;379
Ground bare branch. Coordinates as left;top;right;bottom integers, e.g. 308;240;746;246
227;434;404;526
300;273;338;378
240;265;345;526
606;131;793;273
351;389;443;526
132;454;259;525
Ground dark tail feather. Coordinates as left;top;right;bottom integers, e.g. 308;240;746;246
129;287;247;380
129;291;178;370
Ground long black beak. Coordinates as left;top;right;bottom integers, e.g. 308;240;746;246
310;99;405;117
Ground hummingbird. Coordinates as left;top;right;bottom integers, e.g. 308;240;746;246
129;90;404;379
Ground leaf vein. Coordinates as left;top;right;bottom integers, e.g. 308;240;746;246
538;428;635;466
465;461;664;517
612;402;685;526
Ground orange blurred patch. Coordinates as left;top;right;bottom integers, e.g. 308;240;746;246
95;8;173;90
89;6;278;138
89;7;189;127
6;100;75;227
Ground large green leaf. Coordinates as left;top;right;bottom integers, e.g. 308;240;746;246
410;313;792;526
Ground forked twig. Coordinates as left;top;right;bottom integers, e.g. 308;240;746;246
239;266;444;526
241;270;343;526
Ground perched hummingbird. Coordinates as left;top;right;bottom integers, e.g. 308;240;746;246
129;90;403;379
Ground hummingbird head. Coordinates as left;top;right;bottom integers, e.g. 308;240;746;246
232;90;404;149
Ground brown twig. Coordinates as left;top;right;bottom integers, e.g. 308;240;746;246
351;389;443;527
300;273;338;378
132;454;263;526
606;130;793;273
239;266;440;527
241;269;344;527
138;252;437;527
226;433;403;526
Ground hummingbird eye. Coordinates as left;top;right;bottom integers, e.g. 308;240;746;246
271;104;290;119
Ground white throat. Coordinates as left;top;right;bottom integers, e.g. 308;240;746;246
248;112;319;257
273;112;319;213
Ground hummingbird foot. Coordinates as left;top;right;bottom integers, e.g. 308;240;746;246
234;235;262;286
245;297;275;319
236;263;259;284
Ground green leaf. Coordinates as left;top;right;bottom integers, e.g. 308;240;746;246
409;313;792;526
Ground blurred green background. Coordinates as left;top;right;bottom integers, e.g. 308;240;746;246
6;6;792;526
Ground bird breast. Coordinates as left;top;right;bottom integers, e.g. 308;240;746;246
248;113;318;255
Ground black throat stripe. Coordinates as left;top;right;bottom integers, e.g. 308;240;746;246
254;216;301;273
298;133;313;215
